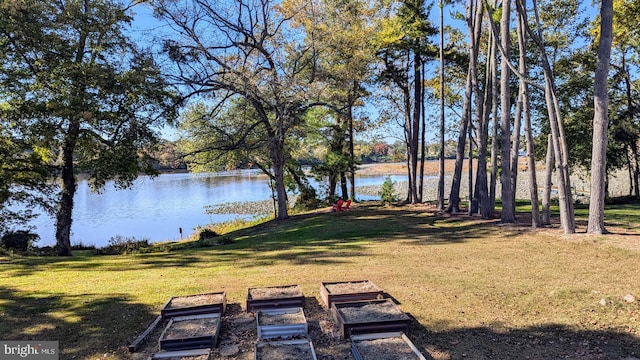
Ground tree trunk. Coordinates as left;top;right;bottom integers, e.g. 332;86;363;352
55;3;88;257
626;151;633;196
328;174;337;200
468;119;475;215
270;133;289;220
340;172;349;200
55;122;80;256
516;0;540;227
410;51;422;204
530;0;575;233
476;22;494;219
499;0;515;223
438;0;446;210
489;20;499;216
348;102;356;201
447;0;478;213
541;134;554;226
419;61;426;203
402;65;416;204
587;0;612;234
543;78;573;233
468;0;484;216
446;67;472;213
634;145;640;198
552;86;576;232
510;92;522;207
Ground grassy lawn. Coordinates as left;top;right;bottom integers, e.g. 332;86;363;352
1;202;639;359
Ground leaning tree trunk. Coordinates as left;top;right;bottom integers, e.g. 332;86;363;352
530;0;575;233
587;0;613;234
543;76;574;233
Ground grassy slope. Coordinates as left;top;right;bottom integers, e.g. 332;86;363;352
1;203;639;359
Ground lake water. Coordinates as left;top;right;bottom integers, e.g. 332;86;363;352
27;171;406;248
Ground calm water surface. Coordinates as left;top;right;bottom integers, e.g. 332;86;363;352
30;171;405;247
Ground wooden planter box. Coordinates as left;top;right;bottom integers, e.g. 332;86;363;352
331;299;411;339
257;307;308;340
159;313;221;352
161;292;227;319
152;348;212;359
350;332;426;360
246;285;305;312
254;339;317;360
320;280;384;308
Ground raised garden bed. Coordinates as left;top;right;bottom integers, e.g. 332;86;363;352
161;292;226;319
159;313;221;352
246;284;304;312
254;339;317;360
351;332;426;360
331;299;411;339
320;280;384;308
152;348;212;359
257;307;308;340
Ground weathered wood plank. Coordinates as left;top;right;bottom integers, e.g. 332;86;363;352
129;314;163;352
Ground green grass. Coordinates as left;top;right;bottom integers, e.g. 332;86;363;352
1;202;639;359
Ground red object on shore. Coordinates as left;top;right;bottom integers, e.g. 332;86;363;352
332;199;351;212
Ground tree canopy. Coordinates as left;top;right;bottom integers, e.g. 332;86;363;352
0;0;177;254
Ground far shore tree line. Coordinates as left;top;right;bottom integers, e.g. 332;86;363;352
150;138;459;171
0;0;635;255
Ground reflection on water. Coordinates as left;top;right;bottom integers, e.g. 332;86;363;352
28;171;405;248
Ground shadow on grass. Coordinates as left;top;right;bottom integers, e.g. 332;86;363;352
218;203;501;249
406;316;640;359
1;252;208;277
0;286;153;360
2;204;504;275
